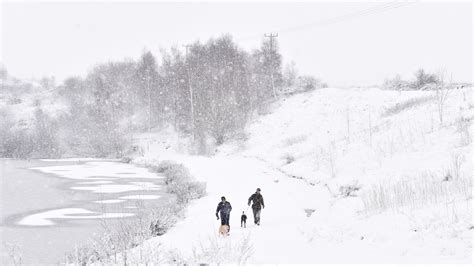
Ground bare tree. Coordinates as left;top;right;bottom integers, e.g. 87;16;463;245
434;71;450;126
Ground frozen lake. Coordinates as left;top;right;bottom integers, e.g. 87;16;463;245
0;158;168;264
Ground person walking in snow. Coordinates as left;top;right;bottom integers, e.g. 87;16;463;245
216;196;232;231
248;188;265;225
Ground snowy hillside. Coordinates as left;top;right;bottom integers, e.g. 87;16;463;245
128;87;473;264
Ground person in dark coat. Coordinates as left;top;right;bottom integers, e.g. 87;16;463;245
216;196;232;231
241;211;247;228
248;188;265;225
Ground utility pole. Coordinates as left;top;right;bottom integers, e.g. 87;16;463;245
147;69;152;132
264;33;278;99
183;44;195;141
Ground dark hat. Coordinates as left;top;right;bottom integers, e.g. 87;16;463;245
221;196;226;201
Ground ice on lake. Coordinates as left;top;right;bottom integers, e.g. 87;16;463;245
18;208;135;226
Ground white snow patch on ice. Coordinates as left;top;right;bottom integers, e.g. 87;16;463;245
18;208;134;226
119;195;161;200
70;183;160;193
93;199;126;204
77;180;114;185
40;158;118;162
31;161;163;180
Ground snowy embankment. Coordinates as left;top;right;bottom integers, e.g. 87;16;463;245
127;87;473;264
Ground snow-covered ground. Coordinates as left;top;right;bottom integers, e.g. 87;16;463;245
128;87;473;264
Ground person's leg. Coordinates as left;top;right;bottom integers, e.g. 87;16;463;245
221;214;229;232
220;212;226;226
256;209;261;225
252;207;257;224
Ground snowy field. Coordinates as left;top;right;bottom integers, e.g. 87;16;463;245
126;87;473;264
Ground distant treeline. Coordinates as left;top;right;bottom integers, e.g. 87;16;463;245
0;34;324;158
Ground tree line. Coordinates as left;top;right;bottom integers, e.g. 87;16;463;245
1;35;322;158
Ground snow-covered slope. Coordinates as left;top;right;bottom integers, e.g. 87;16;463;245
129;87;473;264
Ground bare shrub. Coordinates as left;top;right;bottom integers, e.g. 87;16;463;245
322;141;337;178
3;243;23;266
361;172;472;215
280;76;327;95
169;180;207;204
156;161;207;203
148;160;179;173
381;95;435;117
65;200;181;265
411;68;439;89
282;153;295;164
339;183;361;197
191;234;254;264
121;156;133;163
382;74;409;90
455;116;472;146
149;203;180;236
450;153;465;180
163;163;191;185
283;135;307;146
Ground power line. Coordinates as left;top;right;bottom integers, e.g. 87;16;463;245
280;2;412;34
238;1;416;42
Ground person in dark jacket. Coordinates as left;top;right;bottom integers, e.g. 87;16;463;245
216;196;232;231
241;211;247;228
248;188;265;225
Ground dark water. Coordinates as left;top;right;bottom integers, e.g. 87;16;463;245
0;159;167;264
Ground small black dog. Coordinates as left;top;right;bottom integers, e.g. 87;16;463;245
241;211;247;228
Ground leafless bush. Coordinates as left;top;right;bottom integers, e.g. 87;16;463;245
168;180;207;204
296;75;327;91
455;116;472;146
382;74;409;90
339;183;361;197
361;172;472;215
321;141;337;178
283;135;307;146
450;153;466;180
65;200;182;265
148;160;178;173
3;243;23;266
432;71;452;125
412;68;439;89
163;163;191;185
280;76;327;95
282;153;295;164
381;95;435;117
158;161;207;203
149;202;181;236
120;156;133;163
191;234;254;264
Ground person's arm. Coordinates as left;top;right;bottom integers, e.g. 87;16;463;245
229;202;232;212
248;194;253;206
216;203;221;218
261;196;265;208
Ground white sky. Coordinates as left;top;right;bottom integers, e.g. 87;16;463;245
1;1;472;87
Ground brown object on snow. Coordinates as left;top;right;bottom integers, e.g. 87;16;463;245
219;225;229;236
